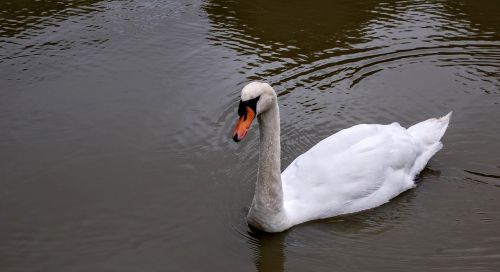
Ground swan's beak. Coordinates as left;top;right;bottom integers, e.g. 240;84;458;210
233;106;255;142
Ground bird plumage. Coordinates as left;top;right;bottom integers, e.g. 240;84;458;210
232;82;451;232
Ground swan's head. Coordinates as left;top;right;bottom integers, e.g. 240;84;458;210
232;82;277;142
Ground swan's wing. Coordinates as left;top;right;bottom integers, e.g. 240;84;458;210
282;123;423;224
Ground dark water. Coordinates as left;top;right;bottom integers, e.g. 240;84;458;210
1;0;499;271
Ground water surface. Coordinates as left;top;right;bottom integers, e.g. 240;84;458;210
1;0;499;271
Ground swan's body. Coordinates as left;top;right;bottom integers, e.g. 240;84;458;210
232;82;451;232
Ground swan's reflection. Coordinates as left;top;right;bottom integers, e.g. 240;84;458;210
247;229;287;272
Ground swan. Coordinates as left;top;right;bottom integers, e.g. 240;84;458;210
232;82;451;233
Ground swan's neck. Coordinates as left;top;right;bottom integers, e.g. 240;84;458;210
247;100;288;232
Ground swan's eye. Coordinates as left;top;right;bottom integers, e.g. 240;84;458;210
238;96;260;117
237;101;246;116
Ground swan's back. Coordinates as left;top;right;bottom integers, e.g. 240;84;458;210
282;113;451;226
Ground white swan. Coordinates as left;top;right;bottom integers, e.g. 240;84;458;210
232;82;451;233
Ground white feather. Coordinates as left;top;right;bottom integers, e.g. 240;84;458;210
282;115;451;226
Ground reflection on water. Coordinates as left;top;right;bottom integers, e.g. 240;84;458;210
247;231;286;272
1;0;500;271
204;0;500;94
0;0;103;38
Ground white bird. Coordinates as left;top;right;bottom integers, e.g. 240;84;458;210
232;82;451;233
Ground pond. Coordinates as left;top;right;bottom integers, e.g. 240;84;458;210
1;0;499;271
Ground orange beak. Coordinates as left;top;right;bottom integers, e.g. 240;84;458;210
233;106;255;142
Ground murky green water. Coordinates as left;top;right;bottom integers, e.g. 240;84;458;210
1;0;499;271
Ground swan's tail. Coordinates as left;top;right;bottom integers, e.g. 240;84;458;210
407;112;452;176
407;112;452;145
